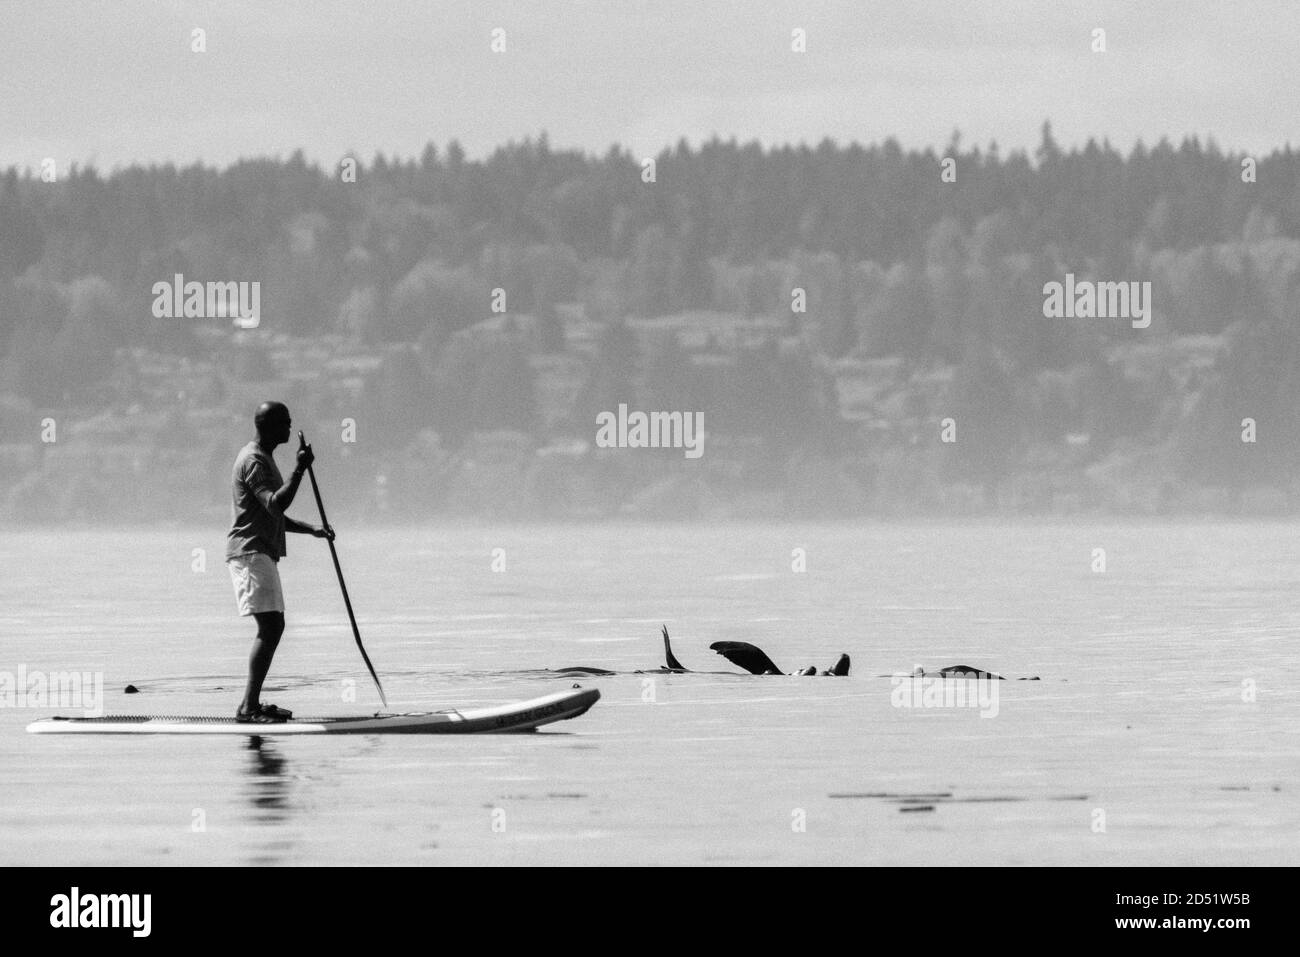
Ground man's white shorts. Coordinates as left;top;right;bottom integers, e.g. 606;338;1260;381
227;552;285;616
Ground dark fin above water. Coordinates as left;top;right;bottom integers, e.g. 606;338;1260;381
662;625;687;671
709;641;784;676
828;654;851;677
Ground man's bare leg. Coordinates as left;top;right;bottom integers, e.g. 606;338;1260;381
239;611;285;715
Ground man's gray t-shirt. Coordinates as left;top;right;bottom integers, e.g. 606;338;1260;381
226;441;287;560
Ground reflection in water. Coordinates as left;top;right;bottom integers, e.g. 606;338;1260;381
242;736;296;865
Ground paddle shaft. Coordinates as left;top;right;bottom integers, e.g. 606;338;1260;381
298;431;387;707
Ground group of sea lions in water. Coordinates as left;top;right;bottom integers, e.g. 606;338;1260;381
550;627;848;676
549;627;1039;679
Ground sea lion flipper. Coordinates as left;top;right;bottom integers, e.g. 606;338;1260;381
662;625;687;671
709;641;783;676
828;654;851;676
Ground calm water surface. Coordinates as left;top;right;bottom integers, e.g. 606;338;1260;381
1;523;1296;865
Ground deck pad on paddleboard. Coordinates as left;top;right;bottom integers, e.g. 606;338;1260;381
27;687;599;735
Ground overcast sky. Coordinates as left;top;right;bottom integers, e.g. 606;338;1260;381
1;0;1296;171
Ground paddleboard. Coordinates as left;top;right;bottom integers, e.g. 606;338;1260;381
26;687;599;735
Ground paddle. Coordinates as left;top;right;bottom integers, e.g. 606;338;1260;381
298;430;388;708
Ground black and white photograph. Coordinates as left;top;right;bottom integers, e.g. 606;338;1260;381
0;0;1293;921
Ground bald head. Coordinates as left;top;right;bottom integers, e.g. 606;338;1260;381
254;401;291;445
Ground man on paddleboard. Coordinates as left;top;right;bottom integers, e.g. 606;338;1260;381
227;401;333;723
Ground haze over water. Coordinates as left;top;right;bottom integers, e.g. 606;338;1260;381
1;522;1295;866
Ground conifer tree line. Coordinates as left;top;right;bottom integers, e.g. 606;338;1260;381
2;123;1298;515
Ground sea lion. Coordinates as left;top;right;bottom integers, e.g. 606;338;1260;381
904;665;1040;681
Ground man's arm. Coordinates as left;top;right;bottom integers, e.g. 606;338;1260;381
286;516;334;539
268;444;314;513
248;445;312;516
247;446;330;539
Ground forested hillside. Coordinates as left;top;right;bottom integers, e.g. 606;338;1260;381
2;124;1299;521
